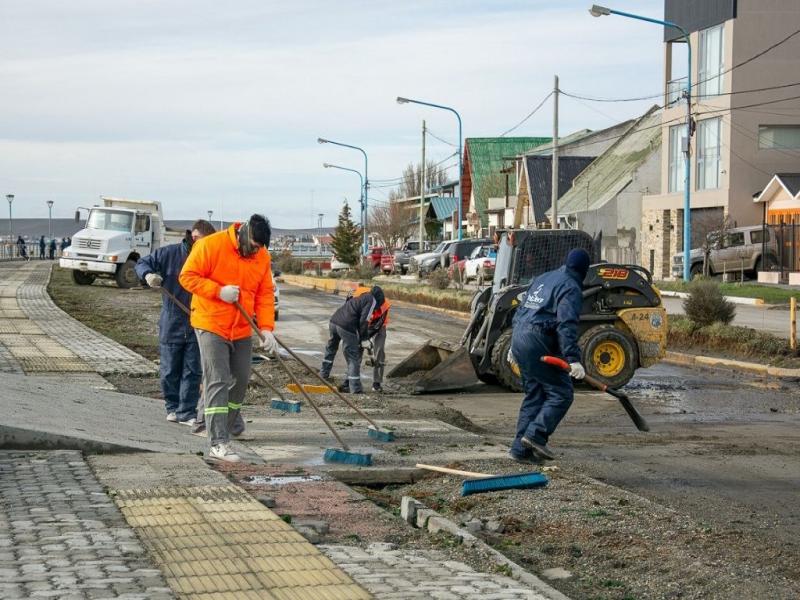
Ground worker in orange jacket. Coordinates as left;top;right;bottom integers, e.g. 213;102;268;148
351;285;390;392
179;214;276;463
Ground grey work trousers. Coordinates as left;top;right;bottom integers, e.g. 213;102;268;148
196;330;252;446
194;388;245;435
319;322;363;393
370;326;386;384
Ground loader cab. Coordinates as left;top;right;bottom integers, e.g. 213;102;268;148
492;229;596;292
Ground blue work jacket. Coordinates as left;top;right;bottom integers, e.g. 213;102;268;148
512;266;584;363
135;241;195;344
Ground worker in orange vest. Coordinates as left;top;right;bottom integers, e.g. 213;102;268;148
179;214;276;463
351;285;390;392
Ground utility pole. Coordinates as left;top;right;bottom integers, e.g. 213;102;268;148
419;120;426;245
551;74;559;229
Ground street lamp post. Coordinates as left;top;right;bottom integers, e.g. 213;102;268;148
397;96;463;240
47;201;54;239
207;210;213;222
6;194;14;245
318;138;369;256
590;4;692;281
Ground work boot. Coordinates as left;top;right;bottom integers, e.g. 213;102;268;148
521;437;555;461
507;450;542;465
209;443;240;463
337;381;350;393
191;421;206;435
372;382;383;393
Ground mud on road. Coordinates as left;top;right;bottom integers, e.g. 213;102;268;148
48;270;800;599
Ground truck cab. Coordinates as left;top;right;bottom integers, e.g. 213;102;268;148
60;196;183;287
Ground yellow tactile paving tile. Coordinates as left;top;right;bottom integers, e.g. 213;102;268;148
111;486;372;599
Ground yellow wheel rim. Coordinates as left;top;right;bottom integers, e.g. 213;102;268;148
592;341;625;378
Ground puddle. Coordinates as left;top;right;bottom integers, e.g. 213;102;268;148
242;474;323;486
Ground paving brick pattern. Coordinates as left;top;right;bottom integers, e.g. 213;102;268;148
112;486;371;599
321;543;548;600
16;264;156;375
0;450;175;600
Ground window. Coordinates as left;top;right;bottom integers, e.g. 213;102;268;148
758;125;800;149
668;124;685;193
696;117;722;190
723;231;744;248
134;214;150;234
750;229;770;244
699;24;724;98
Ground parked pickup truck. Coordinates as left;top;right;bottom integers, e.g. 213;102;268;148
60;196;184;288
393;241;430;274
672;225;778;279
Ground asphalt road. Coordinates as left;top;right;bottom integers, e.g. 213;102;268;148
279;284;800;548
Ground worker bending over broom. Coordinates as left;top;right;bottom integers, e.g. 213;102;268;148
350;284;391;392
179;214;276;463
319;285;386;394
509;248;589;463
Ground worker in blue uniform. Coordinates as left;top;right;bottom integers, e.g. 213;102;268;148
135;220;216;426
509;248;590;462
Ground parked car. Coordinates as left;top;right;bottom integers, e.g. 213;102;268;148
380;254;394;274
393;241;430;274
330;256;352;271
411;240;458;275
443;238;492;269
463;245;497;285
672;225;778;279
368;246;387;269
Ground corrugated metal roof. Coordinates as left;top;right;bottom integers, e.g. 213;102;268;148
526;156;595;223
430;196;459;221
465;137;550;225
556;106;661;216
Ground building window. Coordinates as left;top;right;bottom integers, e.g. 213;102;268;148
699;24;724;98
668;124;685;193
758;125;800;149
696;117;722;190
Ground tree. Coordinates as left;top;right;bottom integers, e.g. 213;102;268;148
369;201;414;250
692;210;734;277
330;200;362;266
387;160;450;201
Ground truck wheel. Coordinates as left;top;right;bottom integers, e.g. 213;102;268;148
755;255;777;272
490;329;522;392
579;325;638;389
690;263;703;278
115;260;138;289
71;270;96;286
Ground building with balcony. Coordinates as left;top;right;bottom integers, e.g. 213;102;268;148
642;0;800;279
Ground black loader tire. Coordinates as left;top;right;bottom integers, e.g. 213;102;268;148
690;262;704;278
490;328;522;392
71;270;96;286
466;329;499;386
579;324;638;389
115;259;138;289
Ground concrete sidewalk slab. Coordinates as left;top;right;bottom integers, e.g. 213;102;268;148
0;372;205;454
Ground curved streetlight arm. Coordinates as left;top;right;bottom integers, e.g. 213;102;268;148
323;163;364;208
396;97;463;240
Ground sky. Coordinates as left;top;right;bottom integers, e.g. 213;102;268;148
0;0;668;229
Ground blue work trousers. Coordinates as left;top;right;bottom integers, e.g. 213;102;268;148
159;340;201;421
510;324;574;457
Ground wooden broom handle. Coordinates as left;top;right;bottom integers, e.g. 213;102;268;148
416;463;492;479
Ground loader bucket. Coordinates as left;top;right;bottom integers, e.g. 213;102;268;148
387;339;479;393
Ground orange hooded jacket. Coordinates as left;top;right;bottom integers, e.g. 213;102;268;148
352;286;390;328
179;223;274;341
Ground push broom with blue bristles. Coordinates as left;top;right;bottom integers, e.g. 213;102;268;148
249;363;301;413
235;302;372;466
416;463;548;496
270;331;396;444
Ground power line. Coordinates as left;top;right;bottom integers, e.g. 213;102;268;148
426;128;456;147
500;91;553;137
560;27;800;104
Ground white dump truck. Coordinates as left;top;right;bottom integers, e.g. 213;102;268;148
60;196;184;288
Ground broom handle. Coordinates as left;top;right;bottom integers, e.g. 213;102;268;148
416;463;493;479
234;301;350;451
159;287;288;402
272;331;383;431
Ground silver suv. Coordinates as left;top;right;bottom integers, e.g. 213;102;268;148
672;225;778;278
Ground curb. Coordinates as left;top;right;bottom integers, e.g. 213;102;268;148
660;290;767;306
400;496;572;600
664;351;800;378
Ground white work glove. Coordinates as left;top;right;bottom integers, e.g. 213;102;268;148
219;285;240;304
569;362;586;380
144;273;162;288
259;330;278;355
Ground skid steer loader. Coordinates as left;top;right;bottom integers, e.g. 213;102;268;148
388;229;667;393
